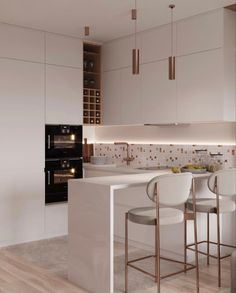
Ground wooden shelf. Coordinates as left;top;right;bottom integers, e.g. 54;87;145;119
84;71;100;75
84;51;100;56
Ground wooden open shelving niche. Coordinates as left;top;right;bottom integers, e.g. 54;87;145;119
83;43;102;125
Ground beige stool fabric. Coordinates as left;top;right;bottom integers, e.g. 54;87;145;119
128;206;184;226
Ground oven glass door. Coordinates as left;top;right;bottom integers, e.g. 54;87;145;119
46;125;82;159
45;159;83;203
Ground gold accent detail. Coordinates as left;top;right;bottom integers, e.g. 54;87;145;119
131;9;137;20
132;49;140;75
84;26;90;36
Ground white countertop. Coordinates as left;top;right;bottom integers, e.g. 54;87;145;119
83;163;155;174
75;168;211;190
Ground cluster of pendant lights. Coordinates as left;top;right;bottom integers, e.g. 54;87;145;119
131;2;176;80
84;3;176;80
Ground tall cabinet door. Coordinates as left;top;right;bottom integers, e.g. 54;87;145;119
177;49;223;123
0;59;45;242
120;68;141;125
102;70;122;125
141;60;177;124
46;65;83;125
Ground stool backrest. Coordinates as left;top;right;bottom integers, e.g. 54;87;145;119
208;169;236;197
146;173;193;206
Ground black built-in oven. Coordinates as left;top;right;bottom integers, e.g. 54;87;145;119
46;125;82;159
45;158;83;204
45;124;83;204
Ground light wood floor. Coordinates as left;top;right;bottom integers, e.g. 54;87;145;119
0;250;86;293
0;248;230;293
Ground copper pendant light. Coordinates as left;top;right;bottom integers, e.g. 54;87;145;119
132;0;140;75
169;4;175;80
84;26;90;36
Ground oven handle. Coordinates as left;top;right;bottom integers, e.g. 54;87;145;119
47;171;51;185
48;135;51;149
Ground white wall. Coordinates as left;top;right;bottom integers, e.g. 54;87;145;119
90;123;236;145
0;23;83;247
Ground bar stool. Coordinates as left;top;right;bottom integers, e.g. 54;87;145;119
125;173;199;293
185;169;236;287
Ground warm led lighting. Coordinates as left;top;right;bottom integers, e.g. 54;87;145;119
70;134;75;141
94;141;236;146
70;168;75;174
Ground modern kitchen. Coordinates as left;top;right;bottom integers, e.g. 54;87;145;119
0;1;236;293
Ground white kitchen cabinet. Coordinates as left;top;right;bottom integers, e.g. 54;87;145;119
102;8;236;125
177;9;223;56
177;48;235;123
0;169;44;244
0;23;44;62
102;35;141;72
141;59;177;124
120;68;142;125
46;33;83;68
45;204;68;237
0;23;44;63
141;24;174;63
46;65;83;124
0;58;45;244
102;70;122;125
0;58;45;169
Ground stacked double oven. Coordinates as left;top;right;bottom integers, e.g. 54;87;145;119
45;125;83;204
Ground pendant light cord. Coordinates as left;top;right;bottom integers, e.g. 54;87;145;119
135;0;137;49
171;5;173;57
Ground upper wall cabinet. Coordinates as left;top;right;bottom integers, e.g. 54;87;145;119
141;24;174;63
177;49;224;123
46;65;83;124
102;35;141;72
120;68;142;125
177;9;223;56
46;33;83;68
177;9;236;123
141;60;177;124
0;23;44;62
102;70;122;125
102;8;236;125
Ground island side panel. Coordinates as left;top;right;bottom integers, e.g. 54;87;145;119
68;180;114;293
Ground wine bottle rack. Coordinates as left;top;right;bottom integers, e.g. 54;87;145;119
83;43;101;125
83;88;101;124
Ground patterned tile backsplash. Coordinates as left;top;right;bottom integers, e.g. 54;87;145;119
94;144;236;169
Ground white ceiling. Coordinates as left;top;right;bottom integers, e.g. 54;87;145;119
0;0;235;42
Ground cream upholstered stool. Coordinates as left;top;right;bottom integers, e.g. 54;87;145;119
125;173;199;293
186;169;236;287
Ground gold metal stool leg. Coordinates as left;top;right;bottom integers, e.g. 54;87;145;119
207;213;210;266
184;203;187;273
125;213;129;293
192;179;200;293
216;208;221;287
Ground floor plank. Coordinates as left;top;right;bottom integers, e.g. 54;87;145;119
0;243;231;293
0;251;86;293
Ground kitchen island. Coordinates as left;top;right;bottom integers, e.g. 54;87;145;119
68;170;210;293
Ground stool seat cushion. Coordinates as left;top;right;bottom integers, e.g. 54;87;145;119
128;206;184;226
187;198;236;214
